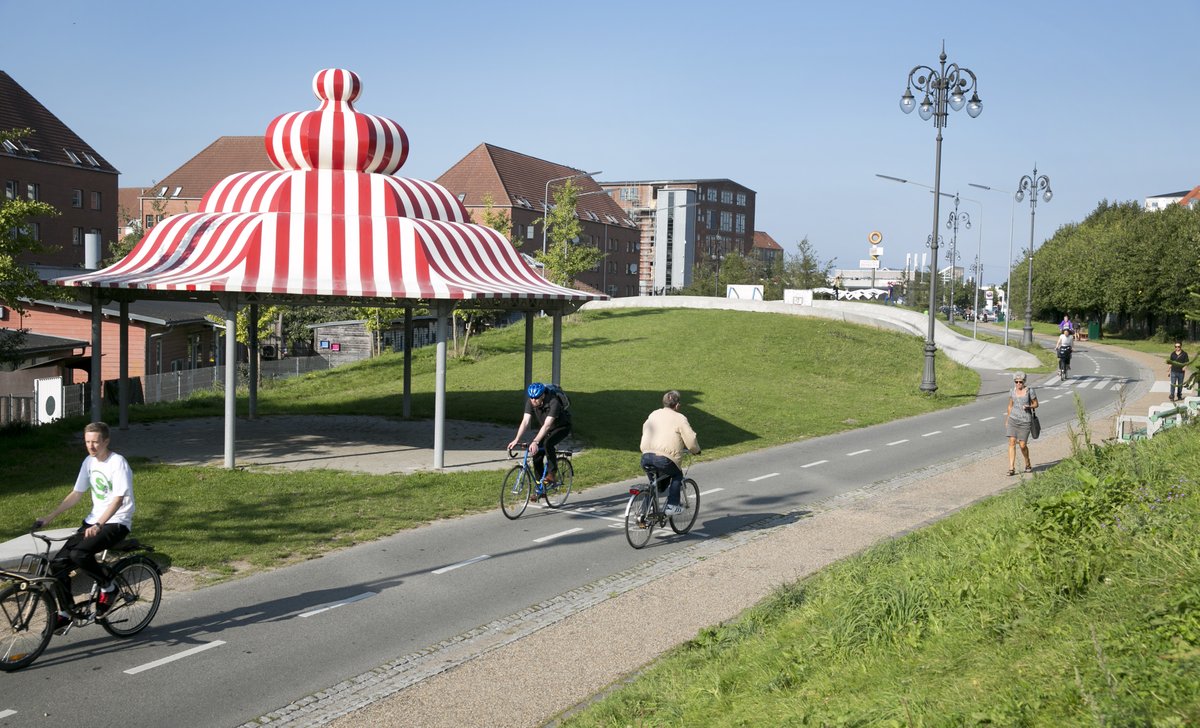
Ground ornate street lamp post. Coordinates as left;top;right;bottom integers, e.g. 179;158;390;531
900;45;982;392
944;195;970;325
1015;166;1052;347
968;182;1016;345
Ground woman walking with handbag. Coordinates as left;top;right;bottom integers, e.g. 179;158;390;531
1005;372;1038;476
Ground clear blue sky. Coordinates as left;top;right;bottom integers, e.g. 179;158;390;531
5;0;1196;286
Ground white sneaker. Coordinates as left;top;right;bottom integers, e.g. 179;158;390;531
664;504;684;516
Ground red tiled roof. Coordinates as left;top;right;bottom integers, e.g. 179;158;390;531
752;230;783;251
1174;185;1200;208
437;143;636;227
0;70;118;174
150;136;274;199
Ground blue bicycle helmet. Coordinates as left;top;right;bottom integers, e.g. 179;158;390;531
526;382;546;399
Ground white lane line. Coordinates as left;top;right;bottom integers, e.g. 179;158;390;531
1054;394;1064;399
953;424;970;429
698;488;724;496
886;439;909;446
979;416;996;422
801;460;828;468
533;527;582;543
748;473;779;482
0;709;16;719
922;431;942;437
431;555;491;575
124;640;225;675
846;449;871;457
299;592;375;618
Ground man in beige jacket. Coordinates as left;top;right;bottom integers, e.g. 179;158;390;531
640;390;701;515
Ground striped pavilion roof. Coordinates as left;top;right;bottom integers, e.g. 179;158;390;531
54;69;604;304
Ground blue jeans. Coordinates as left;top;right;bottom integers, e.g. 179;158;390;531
1170;370;1185;399
640;453;682;507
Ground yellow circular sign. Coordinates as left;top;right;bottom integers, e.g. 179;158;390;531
868;231;883;245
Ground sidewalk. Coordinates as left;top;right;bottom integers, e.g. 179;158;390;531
289;343;1164;727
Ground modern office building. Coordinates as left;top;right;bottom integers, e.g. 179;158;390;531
599;178;755;294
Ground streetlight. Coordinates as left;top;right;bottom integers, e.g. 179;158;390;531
951;195;985;338
1015;165;1052;347
542;169;602;255
899;45;982;393
944;195;970;325
969;181;1017;345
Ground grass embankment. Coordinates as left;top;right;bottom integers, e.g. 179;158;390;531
562;424;1200;726
2;308;978;578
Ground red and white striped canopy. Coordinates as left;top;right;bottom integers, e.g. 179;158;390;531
55;69;603;304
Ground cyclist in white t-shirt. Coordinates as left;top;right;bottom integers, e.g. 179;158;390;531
35;421;135;622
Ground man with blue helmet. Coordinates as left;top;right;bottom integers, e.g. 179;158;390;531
507;382;573;493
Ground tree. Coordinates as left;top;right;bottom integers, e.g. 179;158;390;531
449;194;518;357
535;179;603;287
782;237;836;290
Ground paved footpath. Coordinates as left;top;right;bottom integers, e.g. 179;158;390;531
279;343;1163;728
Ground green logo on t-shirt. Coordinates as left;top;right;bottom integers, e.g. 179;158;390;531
91;472;113;499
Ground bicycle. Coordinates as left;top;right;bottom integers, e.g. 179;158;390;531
499;443;574;519
0;528;163;672
1057;345;1072;381
624;460;700;549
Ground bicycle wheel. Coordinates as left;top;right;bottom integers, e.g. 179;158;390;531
99;556;161;637
0;583;54;672
500;465;532;519
624;491;654;549
669;479;701;534
543;459;574;508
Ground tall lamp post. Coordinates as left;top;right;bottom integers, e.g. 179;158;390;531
897;46;982;392
542;169;602;255
1015;166;1052;347
944;195;970;325
968;182;1016;345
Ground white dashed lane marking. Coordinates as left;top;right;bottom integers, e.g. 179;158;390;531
299;592;375;618
922;431;942;437
748;473;779;482
886;439;909;446
534;528;583;543
124;640;225;675
431;555;491;575
801;460;828;468
953;424;970;429
846;449;871;457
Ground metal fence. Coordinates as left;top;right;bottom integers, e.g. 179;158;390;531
3;355;339;427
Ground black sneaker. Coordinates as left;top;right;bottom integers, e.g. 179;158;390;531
95;589;115;618
53;613;72;635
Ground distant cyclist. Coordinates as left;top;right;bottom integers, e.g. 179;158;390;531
508;382;572;487
1056;326;1074;379
640;390;701;516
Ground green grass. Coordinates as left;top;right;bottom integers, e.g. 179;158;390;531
2;308;979;578
561;423;1200;726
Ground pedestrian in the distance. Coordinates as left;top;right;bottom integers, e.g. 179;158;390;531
1005;372;1037;476
1168;340;1190;402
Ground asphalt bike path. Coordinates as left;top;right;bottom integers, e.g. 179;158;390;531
0;337;1152;727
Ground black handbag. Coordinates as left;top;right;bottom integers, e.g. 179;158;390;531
1030;411;1041;439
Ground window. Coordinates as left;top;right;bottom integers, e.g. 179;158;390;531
26;183;40;201
525;225;534;239
720;211;732;232
706;188;718;201
26;222;41;241
72;189;83;208
736;193;746;206
735;213;746;234
90;191;102;210
72;227;84;246
145;215;155;229
4;180;16;200
708;210;718;229
721;190;733;204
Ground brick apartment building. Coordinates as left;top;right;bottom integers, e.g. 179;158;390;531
599;178;755;294
436;143;641;297
1;70;119;267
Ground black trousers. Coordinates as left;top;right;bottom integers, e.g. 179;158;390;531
51;520;129;595
532;427;570;480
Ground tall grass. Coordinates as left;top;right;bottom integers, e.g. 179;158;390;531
563;425;1200;726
